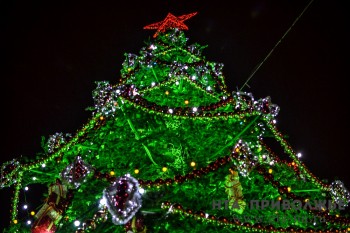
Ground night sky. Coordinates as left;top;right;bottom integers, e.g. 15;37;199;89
1;0;349;230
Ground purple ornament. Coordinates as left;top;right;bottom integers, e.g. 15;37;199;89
330;180;350;207
103;174;142;225
254;96;280;117
60;156;93;188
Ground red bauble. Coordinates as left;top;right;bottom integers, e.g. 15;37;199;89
31;215;57;233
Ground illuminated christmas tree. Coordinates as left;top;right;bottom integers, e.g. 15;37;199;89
1;12;350;233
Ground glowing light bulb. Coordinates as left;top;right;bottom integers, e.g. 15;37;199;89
74;220;80;227
162;167;167;172
192;107;198;112
23;205;28;210
184;100;189;105
24;187;29;191
190;162;196;167
31;211;35;216
168;109;173;114
149;44;157;50
100;198;107;206
268;169;273;174
297;153;302;158
139;188;145;194
41;163;46;168
110;171;115;176
26;220;32;225
134;169;139;174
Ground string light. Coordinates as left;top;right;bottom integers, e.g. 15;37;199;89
3;9;349;232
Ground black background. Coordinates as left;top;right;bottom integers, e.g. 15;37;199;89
1;0;349;230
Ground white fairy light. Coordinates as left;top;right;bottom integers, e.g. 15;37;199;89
149;44;157;50
100;197;107;206
74;220;80;227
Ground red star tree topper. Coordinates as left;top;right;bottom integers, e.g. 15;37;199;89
143;12;197;38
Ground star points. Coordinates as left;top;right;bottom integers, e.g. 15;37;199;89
144;12;197;38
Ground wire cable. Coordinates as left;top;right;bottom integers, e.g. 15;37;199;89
240;0;315;91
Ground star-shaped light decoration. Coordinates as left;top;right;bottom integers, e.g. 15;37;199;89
144;12;197;38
